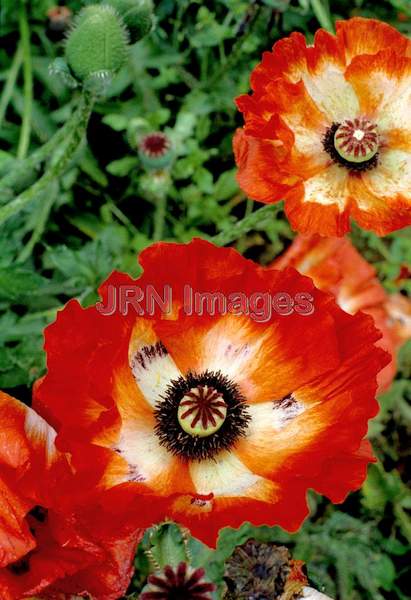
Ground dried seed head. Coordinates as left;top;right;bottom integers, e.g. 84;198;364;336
223;540;308;599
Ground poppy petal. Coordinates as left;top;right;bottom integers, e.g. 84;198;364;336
349;149;411;235
336;17;411;62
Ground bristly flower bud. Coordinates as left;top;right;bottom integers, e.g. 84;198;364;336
223;539;308;599
138;132;174;170
140;562;215;600
107;0;154;43
65;5;129;85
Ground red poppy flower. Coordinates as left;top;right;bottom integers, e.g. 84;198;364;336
34;239;389;547
272;234;411;393
0;391;144;600
234;17;411;236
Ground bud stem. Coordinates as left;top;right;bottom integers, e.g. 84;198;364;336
0;110;81;199
0;44;23;130
0;92;94;226
211;203;282;246
153;190;168;242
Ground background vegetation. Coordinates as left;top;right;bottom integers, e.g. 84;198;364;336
0;1;410;598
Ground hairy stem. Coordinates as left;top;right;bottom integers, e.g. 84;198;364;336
153;192;168;241
17;182;57;263
17;1;33;159
0;93;94;226
211;203;282;246
0;44;23;129
0;110;79;201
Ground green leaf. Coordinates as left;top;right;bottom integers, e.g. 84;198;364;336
213;169;239;202
79;148;109;187
106;155;139;176
0;267;47;301
102;113;129;131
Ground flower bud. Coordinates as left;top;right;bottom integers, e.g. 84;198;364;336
107;0;154;43
139;170;171;200
138;132;174;170
65;5;128;84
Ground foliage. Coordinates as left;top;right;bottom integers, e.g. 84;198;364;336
0;0;410;598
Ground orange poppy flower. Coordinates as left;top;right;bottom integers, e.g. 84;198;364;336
0;391;143;600
272;235;411;393
34;239;389;546
234;17;411;236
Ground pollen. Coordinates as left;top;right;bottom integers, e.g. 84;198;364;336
177;385;227;437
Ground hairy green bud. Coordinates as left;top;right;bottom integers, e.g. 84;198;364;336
65;5;129;83
107;0;154;43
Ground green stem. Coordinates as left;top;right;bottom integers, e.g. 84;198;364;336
17;1;33;159
235;198;255;253
0;109;79;200
212;204;282;246
17;182;57;263
0;93;94;226
310;0;334;33
106;199;139;234
0;44;23;129
153;192;167;241
244;197;254;218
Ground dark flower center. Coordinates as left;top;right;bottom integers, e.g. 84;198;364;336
177;384;227;437
323;118;380;171
154;370;250;461
140;132;170;157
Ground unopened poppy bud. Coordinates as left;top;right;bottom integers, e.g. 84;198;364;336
139;170;171;200
65;5;129;84
107;0;154;43
138;132;174;170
